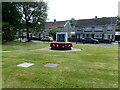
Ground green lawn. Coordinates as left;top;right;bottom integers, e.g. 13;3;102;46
2;41;118;88
2;41;49;51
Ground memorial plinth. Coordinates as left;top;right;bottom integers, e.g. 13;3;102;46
50;32;72;50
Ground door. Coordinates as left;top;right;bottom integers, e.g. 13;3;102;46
92;34;94;38
108;35;110;39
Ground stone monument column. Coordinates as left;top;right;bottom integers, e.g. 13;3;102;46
56;32;68;42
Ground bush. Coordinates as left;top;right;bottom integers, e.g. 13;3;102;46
116;28;120;31
2;22;17;44
47;28;63;40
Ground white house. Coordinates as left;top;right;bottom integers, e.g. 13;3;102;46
44;20;73;38
75;17;117;42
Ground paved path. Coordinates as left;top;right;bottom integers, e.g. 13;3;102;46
37;47;81;52
0;47;81;52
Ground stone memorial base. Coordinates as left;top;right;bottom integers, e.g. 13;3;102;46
50;42;72;50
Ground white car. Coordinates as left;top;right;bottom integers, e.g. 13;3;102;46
41;37;53;42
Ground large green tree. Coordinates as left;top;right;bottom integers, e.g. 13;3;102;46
17;2;48;41
2;2;22;43
2;1;48;43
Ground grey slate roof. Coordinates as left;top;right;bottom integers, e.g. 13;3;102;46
45;21;67;29
75;17;117;27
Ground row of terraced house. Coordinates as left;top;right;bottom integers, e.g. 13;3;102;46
44;16;118;42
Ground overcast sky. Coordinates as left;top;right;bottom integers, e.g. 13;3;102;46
44;0;120;21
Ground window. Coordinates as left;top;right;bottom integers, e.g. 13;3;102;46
77;27;81;31
84;27;91;31
58;27;64;30
84;34;92;38
104;34;113;39
94;34;102;39
76;34;83;39
107;26;113;31
104;34;108;39
80;34;83;38
95;27;103;31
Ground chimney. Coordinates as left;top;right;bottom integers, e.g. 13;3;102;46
95;16;97;19
54;19;56;22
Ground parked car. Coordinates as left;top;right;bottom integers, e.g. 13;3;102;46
41;37;53;42
82;37;99;44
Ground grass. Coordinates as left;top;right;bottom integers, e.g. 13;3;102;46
2;41;118;88
2;40;49;51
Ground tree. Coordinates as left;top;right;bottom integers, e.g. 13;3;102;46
2;2;22;43
47;28;63;40
69;18;76;26
17;2;48;42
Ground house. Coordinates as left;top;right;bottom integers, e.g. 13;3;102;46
115;31;120;41
75;17;117;42
44;20;73;38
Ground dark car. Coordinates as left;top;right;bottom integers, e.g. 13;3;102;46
82;37;99;44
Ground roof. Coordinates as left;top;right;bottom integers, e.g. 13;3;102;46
75;17;117;27
45;21;67;29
